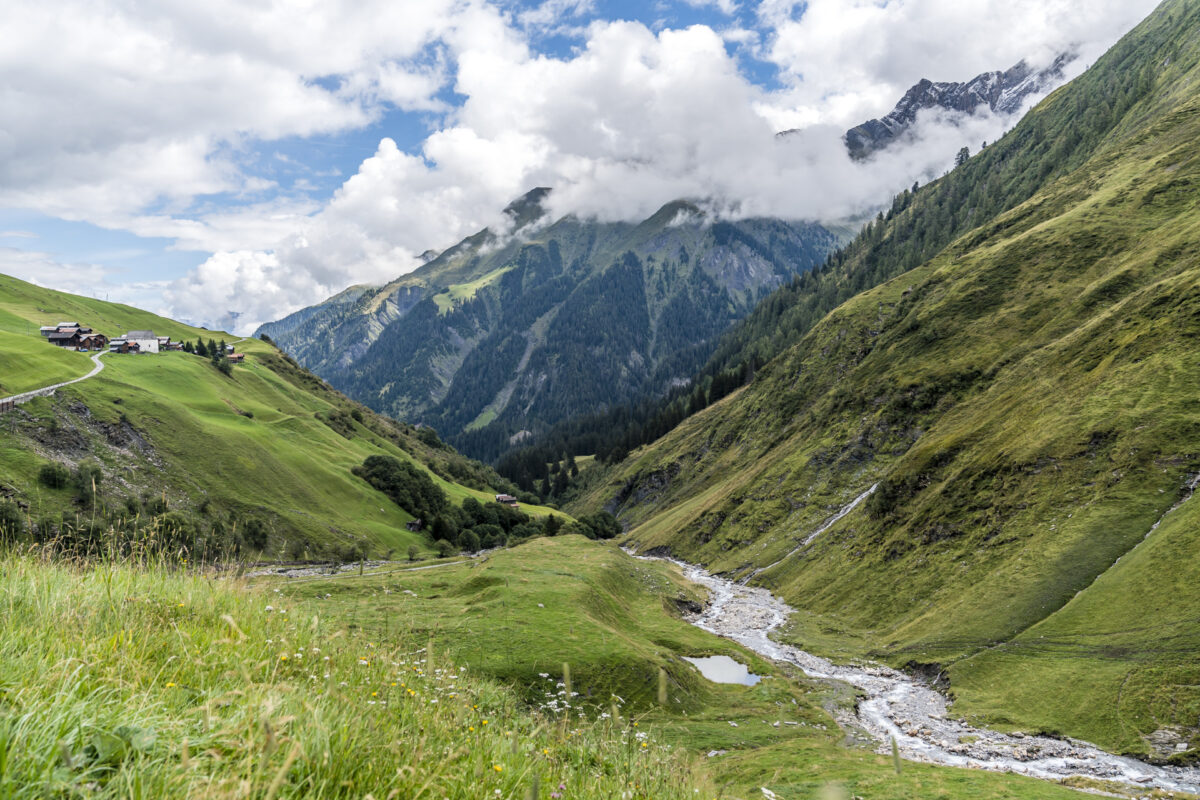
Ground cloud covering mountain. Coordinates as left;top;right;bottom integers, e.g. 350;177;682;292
0;0;1160;332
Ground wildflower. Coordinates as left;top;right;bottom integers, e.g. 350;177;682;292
482;720;488;725
492;765;502;773
280;654;288;661
165;682;177;688
177;602;184;607
266;605;274;612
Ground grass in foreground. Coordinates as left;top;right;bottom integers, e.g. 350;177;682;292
0;549;704;799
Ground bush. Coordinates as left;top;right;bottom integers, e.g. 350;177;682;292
458;529;481;553
75;461;104;507
0;501;24;544
407;544;420;562
579;512;622;540
435;539;456;558
242;516;270;551
37;463;71;490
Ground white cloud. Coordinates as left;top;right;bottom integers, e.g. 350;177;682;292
758;0;1160;127
0;0;466;221
0;0;1163;334
680;0;739;15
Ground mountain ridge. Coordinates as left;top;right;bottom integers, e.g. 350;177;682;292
258;198;843;462
842;53;1075;159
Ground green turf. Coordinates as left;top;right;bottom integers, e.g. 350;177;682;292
432;265;516;315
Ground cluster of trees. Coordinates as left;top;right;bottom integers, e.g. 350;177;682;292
182;337;235;375
351;453;620;556
352;455;447;522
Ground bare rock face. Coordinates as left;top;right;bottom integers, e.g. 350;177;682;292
841;53;1075;160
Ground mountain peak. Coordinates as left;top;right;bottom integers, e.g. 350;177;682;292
843;52;1075;159
503;186;553;231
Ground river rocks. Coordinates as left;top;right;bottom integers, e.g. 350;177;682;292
638;552;1200;796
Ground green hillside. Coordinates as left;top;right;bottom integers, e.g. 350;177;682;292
259;194;842;466
0;274;566;560
573;0;1200;758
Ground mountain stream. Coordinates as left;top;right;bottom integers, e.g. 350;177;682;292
635;554;1200;795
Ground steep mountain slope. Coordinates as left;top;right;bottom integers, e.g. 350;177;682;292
494;34;1161;490
574;0;1200;757
0;274;561;558
843;54;1073;159
259;195;840;461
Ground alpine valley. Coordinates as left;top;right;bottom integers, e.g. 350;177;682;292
3;1;1200;799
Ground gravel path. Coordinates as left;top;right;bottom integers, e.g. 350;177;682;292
1;350;107;406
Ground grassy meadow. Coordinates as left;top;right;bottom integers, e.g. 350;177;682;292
0;548;706;799
272;536;1099;799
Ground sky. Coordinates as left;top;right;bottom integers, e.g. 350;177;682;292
0;0;1160;334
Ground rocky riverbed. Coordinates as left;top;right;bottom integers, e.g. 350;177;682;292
651;555;1200;796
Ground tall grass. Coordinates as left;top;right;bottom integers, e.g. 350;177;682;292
0;550;708;798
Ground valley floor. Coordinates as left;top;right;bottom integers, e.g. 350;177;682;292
260;537;1147;799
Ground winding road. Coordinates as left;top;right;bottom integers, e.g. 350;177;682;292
1;350;107;407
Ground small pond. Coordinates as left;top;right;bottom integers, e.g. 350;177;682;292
682;655;762;686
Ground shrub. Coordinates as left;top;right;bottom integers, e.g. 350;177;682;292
242;516;270;551
407;544;420;562
459;529;481;553
286;538;306;560
579;512;622;540
37;462;71;490
435;539;456;558
0;501;24;544
75;461;104;507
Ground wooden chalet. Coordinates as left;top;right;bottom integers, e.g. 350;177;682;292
494;493;519;508
47;329;83;348
109;338;140;354
43;321;89;346
77;333;109;350
227;353;245;363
